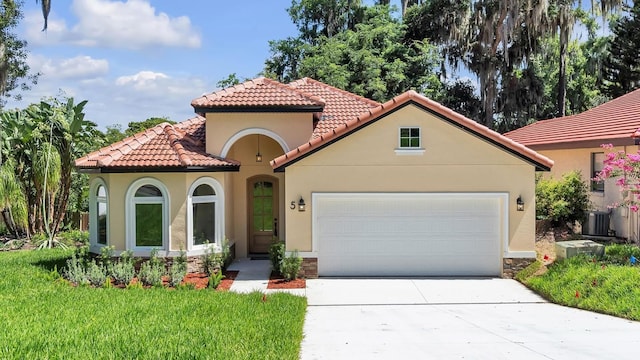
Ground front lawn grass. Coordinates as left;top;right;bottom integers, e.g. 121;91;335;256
0;249;306;359
519;254;640;321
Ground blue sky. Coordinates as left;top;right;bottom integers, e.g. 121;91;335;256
7;0;305;129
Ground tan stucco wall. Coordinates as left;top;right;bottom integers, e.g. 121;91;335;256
205;112;313;156
538;146;637;239
284;105;537;256
91;172;227;252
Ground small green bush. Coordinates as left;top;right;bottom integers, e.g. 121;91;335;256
168;265;187;287
280;250;302;281
111;250;135;285
138;249;165;287
208;270;225;289
604;244;640;265
99;245;115;274
201;243;223;276
536;171;591;227
57;230;89;245
269;240;285;274
63;253;88;286
86;260;107;287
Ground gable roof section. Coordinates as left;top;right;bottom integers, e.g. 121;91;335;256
271;91;553;172
75;116;239;172
504;88;640;148
288;78;381;139
191;77;325;113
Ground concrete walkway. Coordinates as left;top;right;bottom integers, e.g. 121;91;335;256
226;258;305;296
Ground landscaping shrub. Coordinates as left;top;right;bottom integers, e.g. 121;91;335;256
604;244;640;265
208;270;225;289
269;240;285;274
138;249;165;287
86;260;107;287
63;253;88;286
57;229;89;245
536;171;590;227
111;250;135;285
99;245;115;274
280;250;302;281
201;243;223;276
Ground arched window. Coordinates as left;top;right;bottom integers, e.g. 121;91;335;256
89;178;108;248
187;178;224;250
126;178;169;250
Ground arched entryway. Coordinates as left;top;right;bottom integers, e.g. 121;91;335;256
247;175;279;254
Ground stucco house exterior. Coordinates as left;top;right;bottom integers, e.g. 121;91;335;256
505;88;640;241
76;77;553;278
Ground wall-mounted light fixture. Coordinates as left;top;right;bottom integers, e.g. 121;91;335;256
516;196;524;211
298;197;306;212
255;135;263;162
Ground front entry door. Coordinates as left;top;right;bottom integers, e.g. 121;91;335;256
248;177;279;253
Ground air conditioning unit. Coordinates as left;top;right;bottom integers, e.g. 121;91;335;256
585;211;610;236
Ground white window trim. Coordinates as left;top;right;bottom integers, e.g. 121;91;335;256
186;177;225;252
396;126;424;154
125;178;170;252
88;178;109;253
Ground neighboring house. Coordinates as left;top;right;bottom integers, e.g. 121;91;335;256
76;77;553;278
505;88;640;241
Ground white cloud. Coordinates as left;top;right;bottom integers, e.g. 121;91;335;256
29;55;109;80
116;71;169;88
26;0;201;50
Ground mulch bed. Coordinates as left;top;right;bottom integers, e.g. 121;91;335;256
267;271;306;289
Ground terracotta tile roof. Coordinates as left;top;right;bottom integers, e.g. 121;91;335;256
75;116;239;171
191;77;325;110
288;78;381;138
504;88;640;147
271;91;554;171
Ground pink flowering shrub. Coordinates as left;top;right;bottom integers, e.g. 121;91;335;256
594;144;640;212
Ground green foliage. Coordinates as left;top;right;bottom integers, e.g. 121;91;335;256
523;253;640;320
269;240;285;274
86;260;107;287
99;245;114;273
138;249;165;287
280;250;303;281
0;250;307;359
216;73;243;88
201;243;223;276
111;251;136;286
57;229;89;245
0;0;38;107
63;253;88;286
535;171;591;227
603;0;640;98
209;270;225;289
125;117;175;137
604;244;640;265
168;265;187;287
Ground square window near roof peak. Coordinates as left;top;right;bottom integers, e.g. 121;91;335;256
399;127;421;149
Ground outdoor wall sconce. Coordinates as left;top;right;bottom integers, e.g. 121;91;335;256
290;197;306;211
516;196;525;211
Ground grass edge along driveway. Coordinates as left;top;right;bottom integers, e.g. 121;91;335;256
518;253;640;321
0;249;306;360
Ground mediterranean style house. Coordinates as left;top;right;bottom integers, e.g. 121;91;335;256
76;77;553;278
505;88;640;241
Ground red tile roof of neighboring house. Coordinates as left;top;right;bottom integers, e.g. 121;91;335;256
288;78;381;138
504;88;640;147
75;116;239;171
271;90;554;171
191;77;325;111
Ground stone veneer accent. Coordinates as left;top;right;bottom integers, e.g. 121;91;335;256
300;258;318;278
296;257;533;279
502;258;535;279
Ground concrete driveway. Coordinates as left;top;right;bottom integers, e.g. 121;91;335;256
301;278;640;359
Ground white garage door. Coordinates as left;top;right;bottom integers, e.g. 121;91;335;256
314;193;505;277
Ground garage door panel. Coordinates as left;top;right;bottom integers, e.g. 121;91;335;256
315;193;504;277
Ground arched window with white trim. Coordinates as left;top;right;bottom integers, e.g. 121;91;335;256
89;178;109;248
187;178;224;250
126;178;169;251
